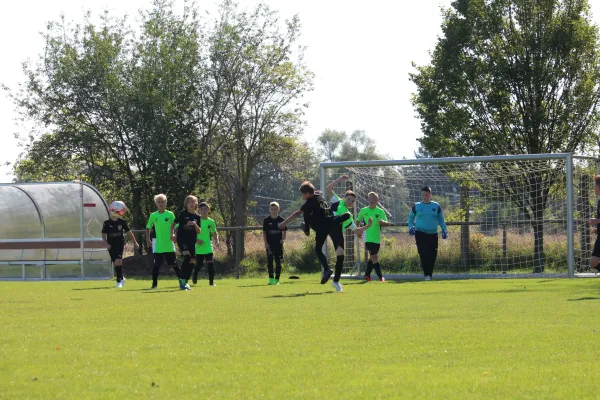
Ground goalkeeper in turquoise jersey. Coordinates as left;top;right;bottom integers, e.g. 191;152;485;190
408;187;448;281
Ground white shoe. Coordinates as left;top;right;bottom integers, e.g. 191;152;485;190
121;278;126;286
425;276;432;281
116;282;123;288
331;281;343;292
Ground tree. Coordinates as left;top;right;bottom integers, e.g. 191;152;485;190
209;1;314;257
317;129;383;162
9;1;225;232
411;0;600;272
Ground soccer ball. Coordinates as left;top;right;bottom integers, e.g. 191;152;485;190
109;201;127;218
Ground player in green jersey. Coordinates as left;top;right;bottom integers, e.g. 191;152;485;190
193;202;220;286
327;175;358;231
357;192;391;282
145;194;184;290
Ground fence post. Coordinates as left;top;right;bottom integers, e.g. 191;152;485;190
235;228;242;279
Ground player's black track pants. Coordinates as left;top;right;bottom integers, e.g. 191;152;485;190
415;231;438;277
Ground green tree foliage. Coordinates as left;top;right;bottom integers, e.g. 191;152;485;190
317;129;383;162
411;0;600;271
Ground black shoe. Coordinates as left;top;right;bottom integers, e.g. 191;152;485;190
150;285;157;290
321;268;333;284
301;222;310;237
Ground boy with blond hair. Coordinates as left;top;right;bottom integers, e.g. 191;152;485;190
145;194;184;289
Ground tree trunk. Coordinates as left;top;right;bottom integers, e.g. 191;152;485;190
460;185;470;268
234;183;249;260
131;186;145;250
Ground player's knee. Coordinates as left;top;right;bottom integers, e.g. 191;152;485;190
114;259;122;266
371;254;379;263
335;246;344;256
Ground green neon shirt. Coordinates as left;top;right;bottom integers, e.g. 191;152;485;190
357;206;388;244
332;191;354;229
146;210;176;253
195;217;217;255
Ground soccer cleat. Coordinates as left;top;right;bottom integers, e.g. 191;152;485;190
364;275;372;282
121;278;126;287
192;273;198;285
273;279;280;285
116;281;122;288
150;285;157;290
331;281;343;292
268;278;275;285
379;277;386;282
425;275;432;281
209;282;216;287
321;268;333;284
185;283;191;290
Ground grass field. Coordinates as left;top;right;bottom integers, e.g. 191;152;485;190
1;277;600;399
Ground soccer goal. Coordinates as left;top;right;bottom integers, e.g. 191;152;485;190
320;153;600;279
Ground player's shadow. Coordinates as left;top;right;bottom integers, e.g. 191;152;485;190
264;292;333;299
141;289;181;294
72;287;112;291
567;297;600;302
238;282;294;288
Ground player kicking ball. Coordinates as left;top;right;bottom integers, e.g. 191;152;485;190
588;175;600;273
279;181;371;292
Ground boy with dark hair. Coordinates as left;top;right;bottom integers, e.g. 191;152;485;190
408;187;448;281
279;181;371;292
145;194;184;289
174;195;201;290
327;175;358;232
263;202;286;285
102;211;139;288
357;192;391;282
588;176;600;272
193;202;220;286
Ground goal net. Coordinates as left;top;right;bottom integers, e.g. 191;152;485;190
321;154;599;279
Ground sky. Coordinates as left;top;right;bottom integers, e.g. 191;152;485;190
2;0;600;183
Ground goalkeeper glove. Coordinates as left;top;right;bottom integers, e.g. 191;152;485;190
409;227;416;236
441;229;447;240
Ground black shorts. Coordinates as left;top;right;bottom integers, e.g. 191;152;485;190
365;242;381;256
154;252;177;267
593;236;600;258
108;243;124;262
178;241;196;257
196;253;214;264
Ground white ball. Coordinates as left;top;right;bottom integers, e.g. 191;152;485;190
109;201;127;218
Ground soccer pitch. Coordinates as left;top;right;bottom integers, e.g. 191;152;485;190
1;277;600;399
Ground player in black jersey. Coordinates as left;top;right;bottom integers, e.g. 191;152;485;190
279;181;370;292
102;214;139;288
174;195;201;289
588;176;600;273
263;202;287;285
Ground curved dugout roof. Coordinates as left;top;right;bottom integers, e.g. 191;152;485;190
0;182;110;262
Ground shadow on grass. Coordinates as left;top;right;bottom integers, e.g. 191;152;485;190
237;282;295;288
264;292;333;299
141;289;182;294
72;287;112;291
568;297;600;302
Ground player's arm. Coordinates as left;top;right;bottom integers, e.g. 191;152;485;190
102;233;110;249
354;218;373;235
408;205;416;235
378;211;391;227
212;226;220;249
327;175;349;198
279;210;303;230
438;206;448;238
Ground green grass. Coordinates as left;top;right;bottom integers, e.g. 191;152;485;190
1;277;600;399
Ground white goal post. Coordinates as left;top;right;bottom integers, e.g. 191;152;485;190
320;153;600;279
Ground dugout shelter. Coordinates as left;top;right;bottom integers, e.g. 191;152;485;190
0;181;112;280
